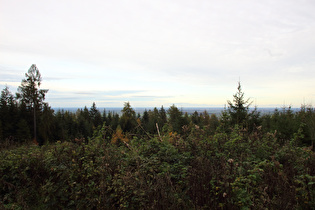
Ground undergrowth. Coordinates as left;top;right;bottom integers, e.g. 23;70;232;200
1;126;314;209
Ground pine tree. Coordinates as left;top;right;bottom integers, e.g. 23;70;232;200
16;64;48;144
16;119;31;142
209;114;219;133
167;104;184;133
39;103;55;143
111;113;120;130
227;82;252;126
202;110;210;127
147;108;160;134
0;86;17;140
159;105;167;128
102;109;107;125
191;111;200;125
89;102;102;128
141;109;149;130
120;102;136;132
77;107;93;140
107;112;113;126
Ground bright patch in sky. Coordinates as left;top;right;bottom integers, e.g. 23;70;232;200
1;0;315;108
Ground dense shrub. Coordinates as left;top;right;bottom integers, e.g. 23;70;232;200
1;125;314;209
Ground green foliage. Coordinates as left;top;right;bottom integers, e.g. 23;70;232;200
120;102;137;132
1;73;315;209
16;119;31;142
1;121;315;209
89;102;102;128
167;104;186;134
16;64;48;109
227;82;252;126
147;108;160;134
0;86;19;141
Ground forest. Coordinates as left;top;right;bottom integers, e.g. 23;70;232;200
0;65;314;209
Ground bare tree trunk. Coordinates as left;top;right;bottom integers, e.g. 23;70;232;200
156;123;162;141
33;102;37;144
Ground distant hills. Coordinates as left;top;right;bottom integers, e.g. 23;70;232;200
52;107;299;116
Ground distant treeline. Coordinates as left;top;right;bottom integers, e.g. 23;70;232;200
1;86;315;148
0;65;314;148
53;107;289;116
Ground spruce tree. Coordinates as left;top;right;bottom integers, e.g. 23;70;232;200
120;102;136;132
142;109;149;130
159;105;167;128
167;104;184;133
89;102;102;128
191;111;200;125
0;86;17;140
227;82;252;126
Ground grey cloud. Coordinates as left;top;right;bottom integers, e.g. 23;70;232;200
43;77;69;81
74;91;96;96
0;66;24;82
72;90;145;96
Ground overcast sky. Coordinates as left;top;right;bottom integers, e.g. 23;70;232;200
1;0;315;108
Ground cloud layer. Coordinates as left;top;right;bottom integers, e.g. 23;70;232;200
1;0;315;107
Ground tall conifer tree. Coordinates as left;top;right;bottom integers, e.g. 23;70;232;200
16;64;48;144
227;82;252;126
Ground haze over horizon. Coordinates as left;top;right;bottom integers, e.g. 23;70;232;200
1;0;315;108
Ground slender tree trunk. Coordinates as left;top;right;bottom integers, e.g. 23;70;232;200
33;102;37;144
